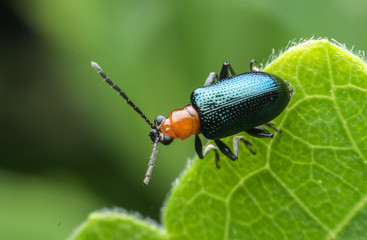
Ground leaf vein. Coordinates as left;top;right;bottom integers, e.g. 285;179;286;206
328;195;367;239
325;46;367;163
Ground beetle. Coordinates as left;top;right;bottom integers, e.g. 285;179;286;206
91;60;293;185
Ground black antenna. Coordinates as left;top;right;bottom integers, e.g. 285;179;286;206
91;62;155;129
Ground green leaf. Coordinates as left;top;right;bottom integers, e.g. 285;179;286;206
69;39;367;240
68;210;166;240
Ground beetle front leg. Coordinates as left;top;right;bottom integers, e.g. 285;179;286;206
195;135;204;158
196;135;221;167
203;144;221;168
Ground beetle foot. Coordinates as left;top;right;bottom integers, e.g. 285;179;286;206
264;122;282;133
203;144;221;168
233;136;256;155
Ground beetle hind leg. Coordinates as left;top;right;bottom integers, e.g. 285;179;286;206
264;122;282;133
245;127;274;138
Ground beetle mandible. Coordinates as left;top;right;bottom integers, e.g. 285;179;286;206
91;60;294;185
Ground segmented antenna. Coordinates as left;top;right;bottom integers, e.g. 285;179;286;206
143;137;159;185
91;62;155;129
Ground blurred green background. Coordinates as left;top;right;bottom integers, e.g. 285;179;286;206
1;0;367;239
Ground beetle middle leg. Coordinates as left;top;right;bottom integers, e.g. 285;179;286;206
204;72;218;86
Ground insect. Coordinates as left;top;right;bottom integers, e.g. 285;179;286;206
91;60;293;185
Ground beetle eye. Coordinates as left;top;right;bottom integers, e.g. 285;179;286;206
161;136;173;145
154;115;166;126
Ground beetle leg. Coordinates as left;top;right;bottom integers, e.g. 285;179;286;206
214;139;237;160
201;140;237;168
197;135;221;167
200;136;257;168
250;60;260;72
219;62;237;80
233;136;256;155
245;127;274;138
203;144;221;168
195;135;204;159
204;72;218;86
204;62;237;86
264;122;282;133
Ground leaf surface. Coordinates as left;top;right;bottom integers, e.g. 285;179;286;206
70;40;367;240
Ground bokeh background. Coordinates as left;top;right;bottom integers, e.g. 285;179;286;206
1;0;367;239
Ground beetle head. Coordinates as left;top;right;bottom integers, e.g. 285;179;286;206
91;61;168;185
149;115;173;145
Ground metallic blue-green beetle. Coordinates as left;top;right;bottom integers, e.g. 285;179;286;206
92;60;294;185
190;60;293;167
